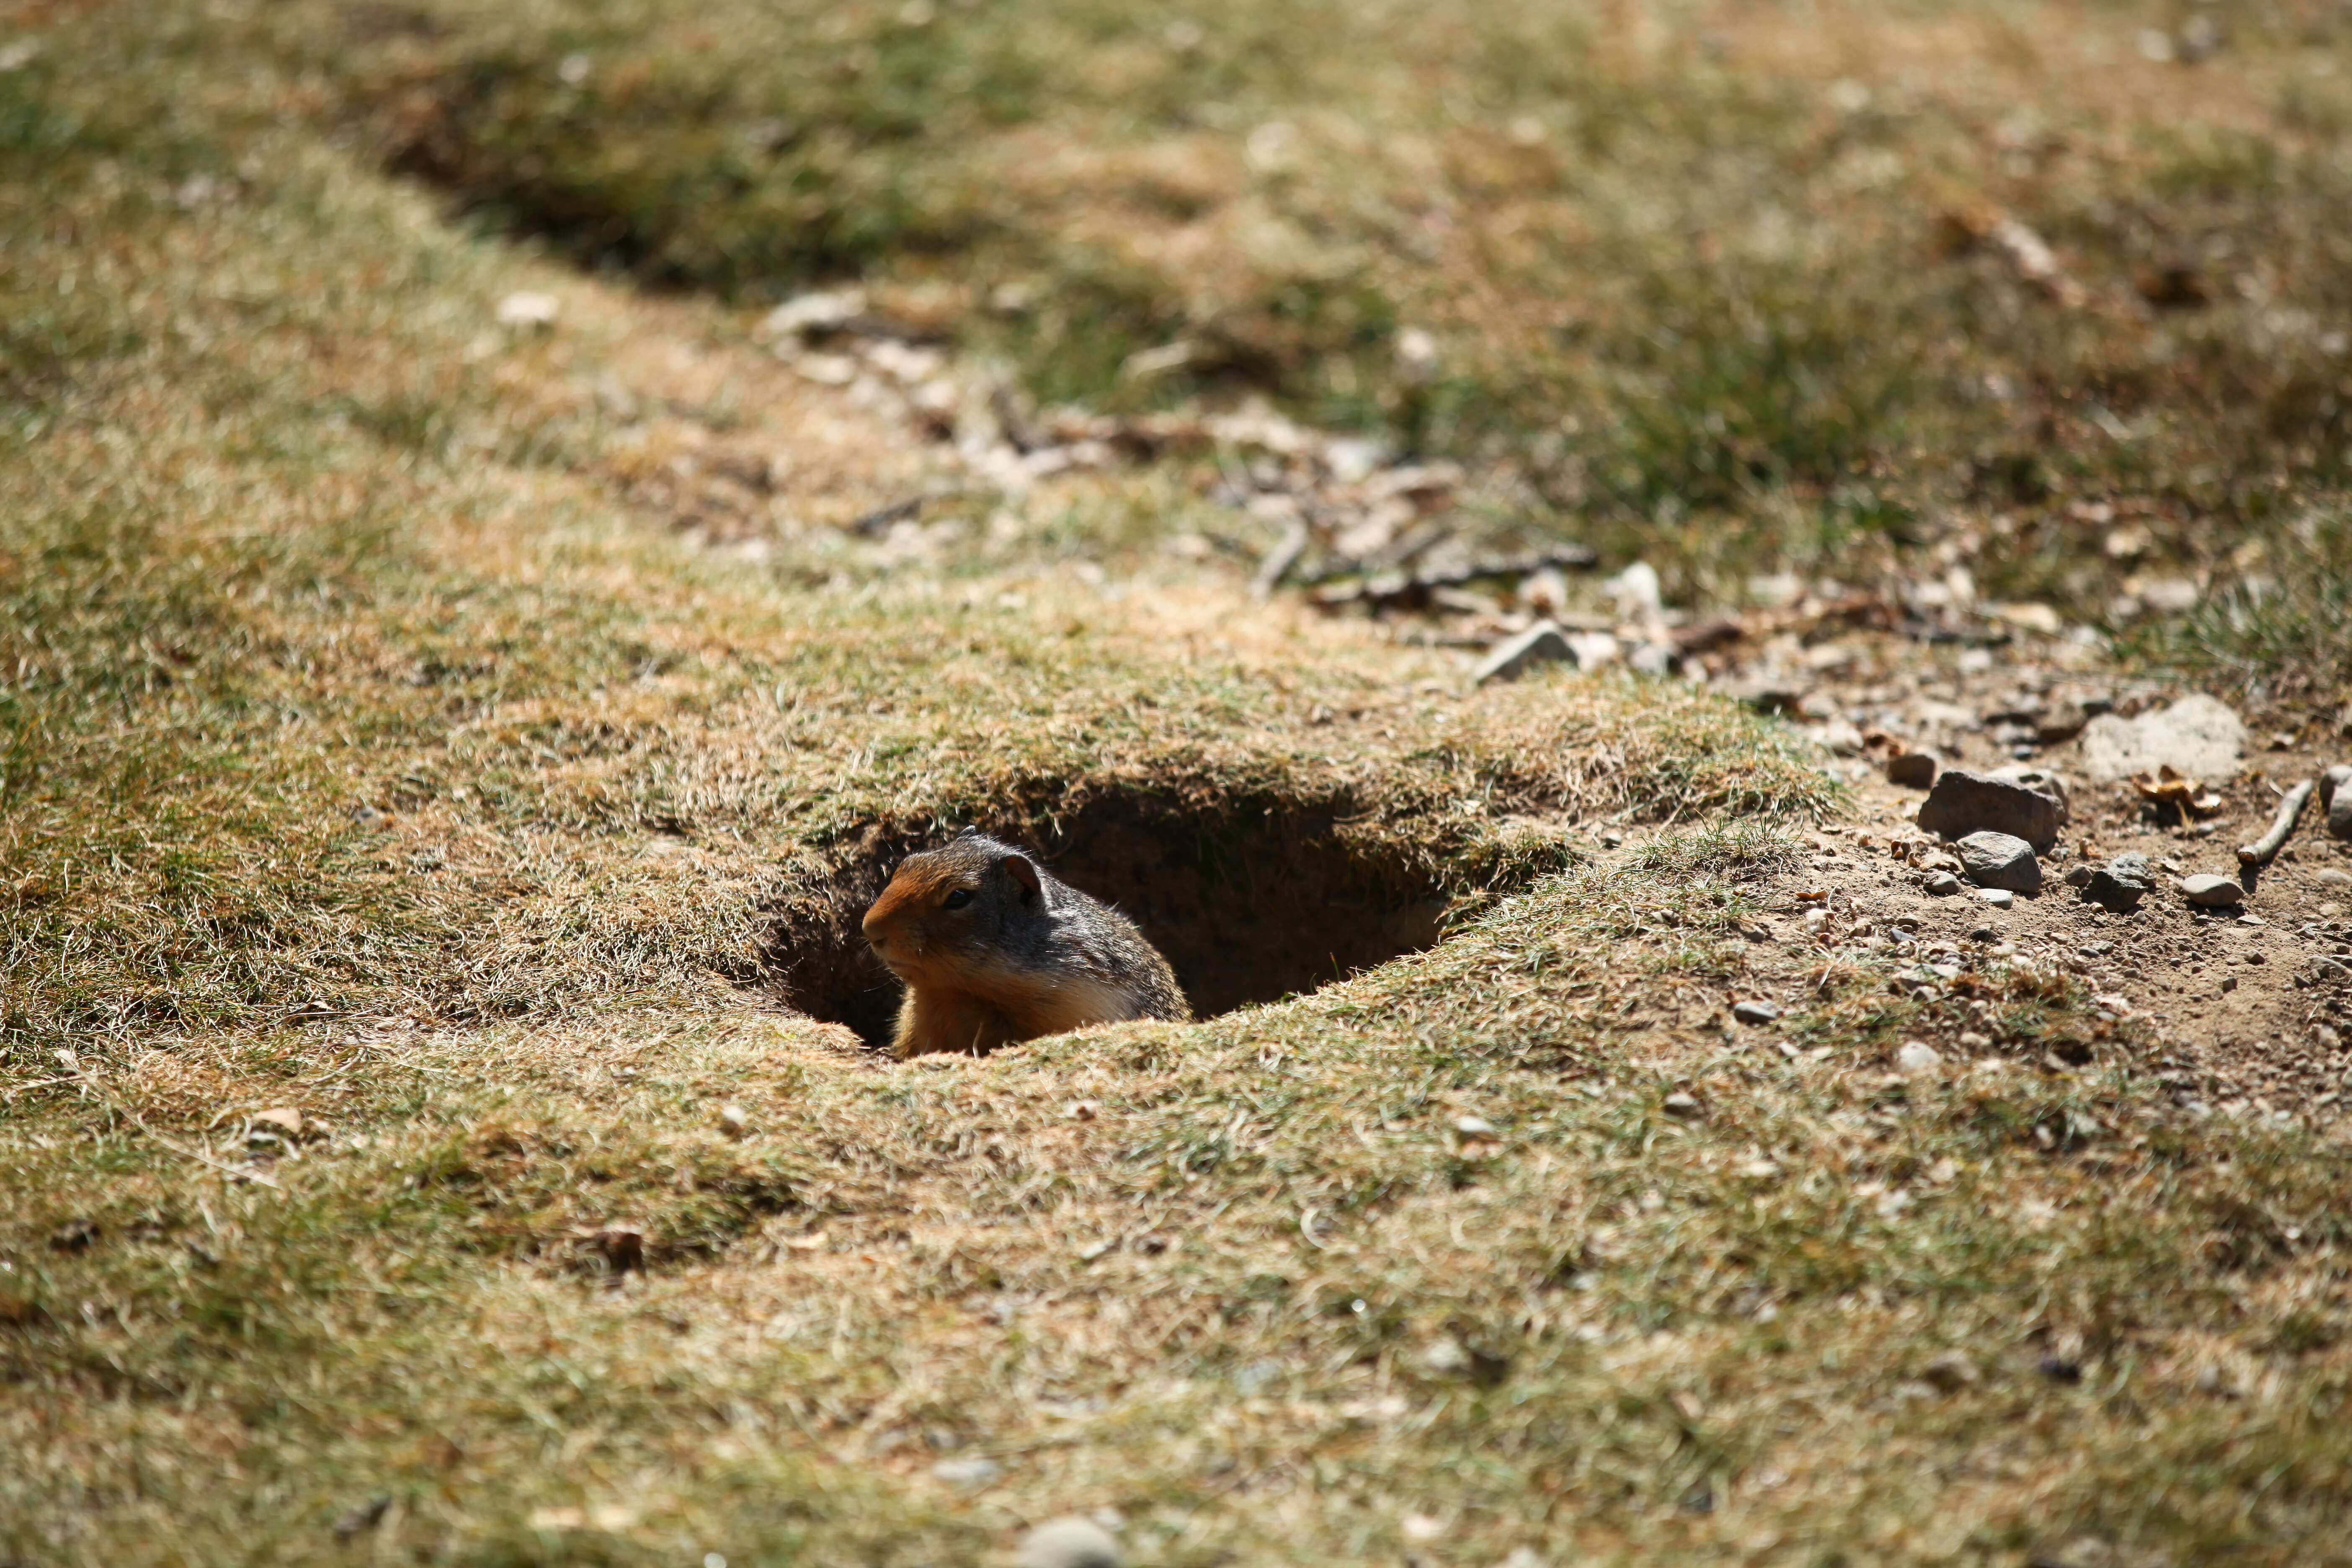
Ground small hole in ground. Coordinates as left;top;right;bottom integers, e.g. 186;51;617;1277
756;781;1563;1050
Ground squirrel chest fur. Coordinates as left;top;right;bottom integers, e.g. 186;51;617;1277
861;831;1191;1057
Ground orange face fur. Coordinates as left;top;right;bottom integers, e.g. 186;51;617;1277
861;849;1020;989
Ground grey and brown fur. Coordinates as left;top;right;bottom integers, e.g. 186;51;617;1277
861;830;1190;1057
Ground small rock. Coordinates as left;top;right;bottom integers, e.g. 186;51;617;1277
1925;871;1963;895
760;287;866;340
349;804;386;827
1816;719;1865;756
1956;830;2043;893
2080;694;2246;782
1627;641;1678;676
718;1104;751;1137
2178;873;2245;909
2064;864;2094;888
1727;678;1807;715
2324;765;2352;840
494;290;561;330
2083;852;2154;913
931;1456;1003;1489
1977;887;2015;908
2317;868;2352;888
1989;764;2071;824
1917;769;2064;854
1452;1114;1497;1138
1474;620;1573;684
2034;701;2090;745
1731;1001;1780;1025
1565;631;1622;670
1885;750;1939;789
1662;1092;1703;1117
1921;1349;1979;1391
250;1106;305;1139
1016;1518;1122;1568
1897;1040;1943;1074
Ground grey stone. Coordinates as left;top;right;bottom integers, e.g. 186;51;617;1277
1925;871;1963;895
2064;864;2094;888
1977;887;2015;908
2035;701;2090;745
2084;852;2154;913
1474;620;1572;684
1885;751;1938;789
2079;694;2247;781
1956;830;2043;893
1017;1519;1122;1568
2178;873;2245;908
2318;868;2352;888
931;1457;1003;1488
1916;768;2065;854
2324;766;2352;840
1896;1040;1943;1073
1627;641;1677;676
1732;1000;1780;1025
1989;764;2071;825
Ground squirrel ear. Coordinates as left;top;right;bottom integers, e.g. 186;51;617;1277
1000;854;1042;901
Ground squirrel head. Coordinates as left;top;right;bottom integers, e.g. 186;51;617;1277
862;833;1046;985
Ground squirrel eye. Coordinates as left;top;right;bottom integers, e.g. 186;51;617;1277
942;888;974;910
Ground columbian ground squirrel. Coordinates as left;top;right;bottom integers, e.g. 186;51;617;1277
861;830;1191;1057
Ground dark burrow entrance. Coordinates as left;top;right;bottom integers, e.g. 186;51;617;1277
754;781;1569;1050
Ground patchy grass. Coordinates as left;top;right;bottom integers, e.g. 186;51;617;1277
5;8;2352;1568
218;0;2352;689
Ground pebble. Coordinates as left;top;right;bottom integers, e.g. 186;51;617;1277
717;1104;750;1136
2316;869;2352;887
1977;888;2015;908
1662;1092;1703;1117
1016;1519;1123;1568
1921;1349;1979;1390
494;290;561;330
931;1457;1003;1488
1897;1040;1943;1073
2325;765;2352;840
1732;1001;1780;1025
1627;641;1677;676
2063;864;2093;887
2177;873;2245;909
1925;871;1963;895
2079;693;2247;782
1474;620;1572;684
1885;751;1938;789
2083;852;2153;913
1956;830;2043;893
1916;769;2063;854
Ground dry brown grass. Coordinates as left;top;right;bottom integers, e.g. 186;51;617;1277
5;7;2352;1567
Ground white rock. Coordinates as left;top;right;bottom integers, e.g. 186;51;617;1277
1977;887;2015;908
1016;1517;1122;1568
494;291;560;330
1474;620;1572;684
759;288;865;340
2079;694;2246;781
1565;631;1622;669
1897;1040;1943;1074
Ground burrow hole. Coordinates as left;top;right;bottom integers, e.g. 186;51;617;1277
757;784;1558;1050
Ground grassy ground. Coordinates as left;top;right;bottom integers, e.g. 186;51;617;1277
247;0;2352;695
6;5;2352;1566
